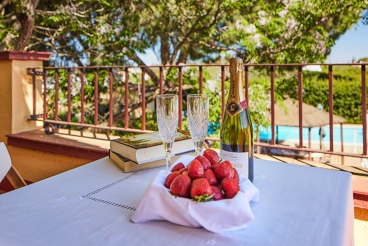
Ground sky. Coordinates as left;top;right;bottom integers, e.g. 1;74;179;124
139;23;368;65
327;23;368;63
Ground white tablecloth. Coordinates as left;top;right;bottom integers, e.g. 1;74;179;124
0;157;354;246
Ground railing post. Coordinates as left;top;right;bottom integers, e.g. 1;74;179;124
297;66;304;151
108;68;113;128
93;68;99;127
199;66;203;94
124;67;129;129
340;123;344;164
67;68;71;124
55;69;59;121
328;65;334;152
141;67;146;131
244;65;249;106
80;68;85;125
178;66;183;130
362;64;367;155
43;69;47;121
270;65;275;145
159;66;163;94
221;65;225;119
31;68;37;120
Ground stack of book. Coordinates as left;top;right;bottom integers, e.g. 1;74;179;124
109;131;194;172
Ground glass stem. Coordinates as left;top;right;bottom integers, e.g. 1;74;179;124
163;141;173;170
193;140;204;156
165;150;172;170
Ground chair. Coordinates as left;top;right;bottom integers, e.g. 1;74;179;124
0;142;27;191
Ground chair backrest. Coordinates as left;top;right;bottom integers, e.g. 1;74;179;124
0;142;12;182
0;142;26;190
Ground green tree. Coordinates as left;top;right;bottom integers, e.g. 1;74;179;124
1;0;367;66
2;0;367;98
1;0;367;133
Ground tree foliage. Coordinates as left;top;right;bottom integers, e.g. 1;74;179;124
1;0;367;135
1;0;367;66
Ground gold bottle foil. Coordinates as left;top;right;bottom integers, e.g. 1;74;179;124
226;57;244;117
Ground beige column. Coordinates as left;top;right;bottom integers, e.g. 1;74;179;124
0;51;51;143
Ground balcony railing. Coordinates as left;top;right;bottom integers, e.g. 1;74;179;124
27;62;368;164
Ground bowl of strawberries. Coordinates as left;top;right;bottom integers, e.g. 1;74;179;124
131;149;259;234
165;149;241;202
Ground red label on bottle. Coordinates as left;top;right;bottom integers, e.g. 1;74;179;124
240;100;248;110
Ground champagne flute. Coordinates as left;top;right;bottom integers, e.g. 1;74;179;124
187;94;209;155
156;94;179;170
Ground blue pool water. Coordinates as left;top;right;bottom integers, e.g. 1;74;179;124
259;125;364;144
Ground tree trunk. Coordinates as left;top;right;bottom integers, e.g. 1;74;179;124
160;33;170;65
14;0;39;51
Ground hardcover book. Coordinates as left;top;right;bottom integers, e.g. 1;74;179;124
109;150;164;172
109;150;194;173
110;130;194;164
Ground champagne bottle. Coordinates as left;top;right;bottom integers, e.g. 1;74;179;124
220;57;254;182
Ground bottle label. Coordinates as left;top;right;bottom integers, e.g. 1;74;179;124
225;101;242;117
220;149;249;178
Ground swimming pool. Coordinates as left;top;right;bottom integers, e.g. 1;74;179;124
259;125;364;144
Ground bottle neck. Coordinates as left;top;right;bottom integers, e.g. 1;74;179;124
226;68;247;117
227;70;246;104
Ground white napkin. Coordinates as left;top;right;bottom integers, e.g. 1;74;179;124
130;155;259;234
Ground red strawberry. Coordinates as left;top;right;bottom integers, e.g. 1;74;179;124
204;169;217;185
228;167;235;179
211;161;220;170
211;185;224;201
213;160;233;181
221;177;240;199
233;168;240;183
195;155;211;170
190;178;213;201
164;171;180;188
203;149;220;166
187;159;204;179
170;173;192;198
171;162;185;172
178;167;188;174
